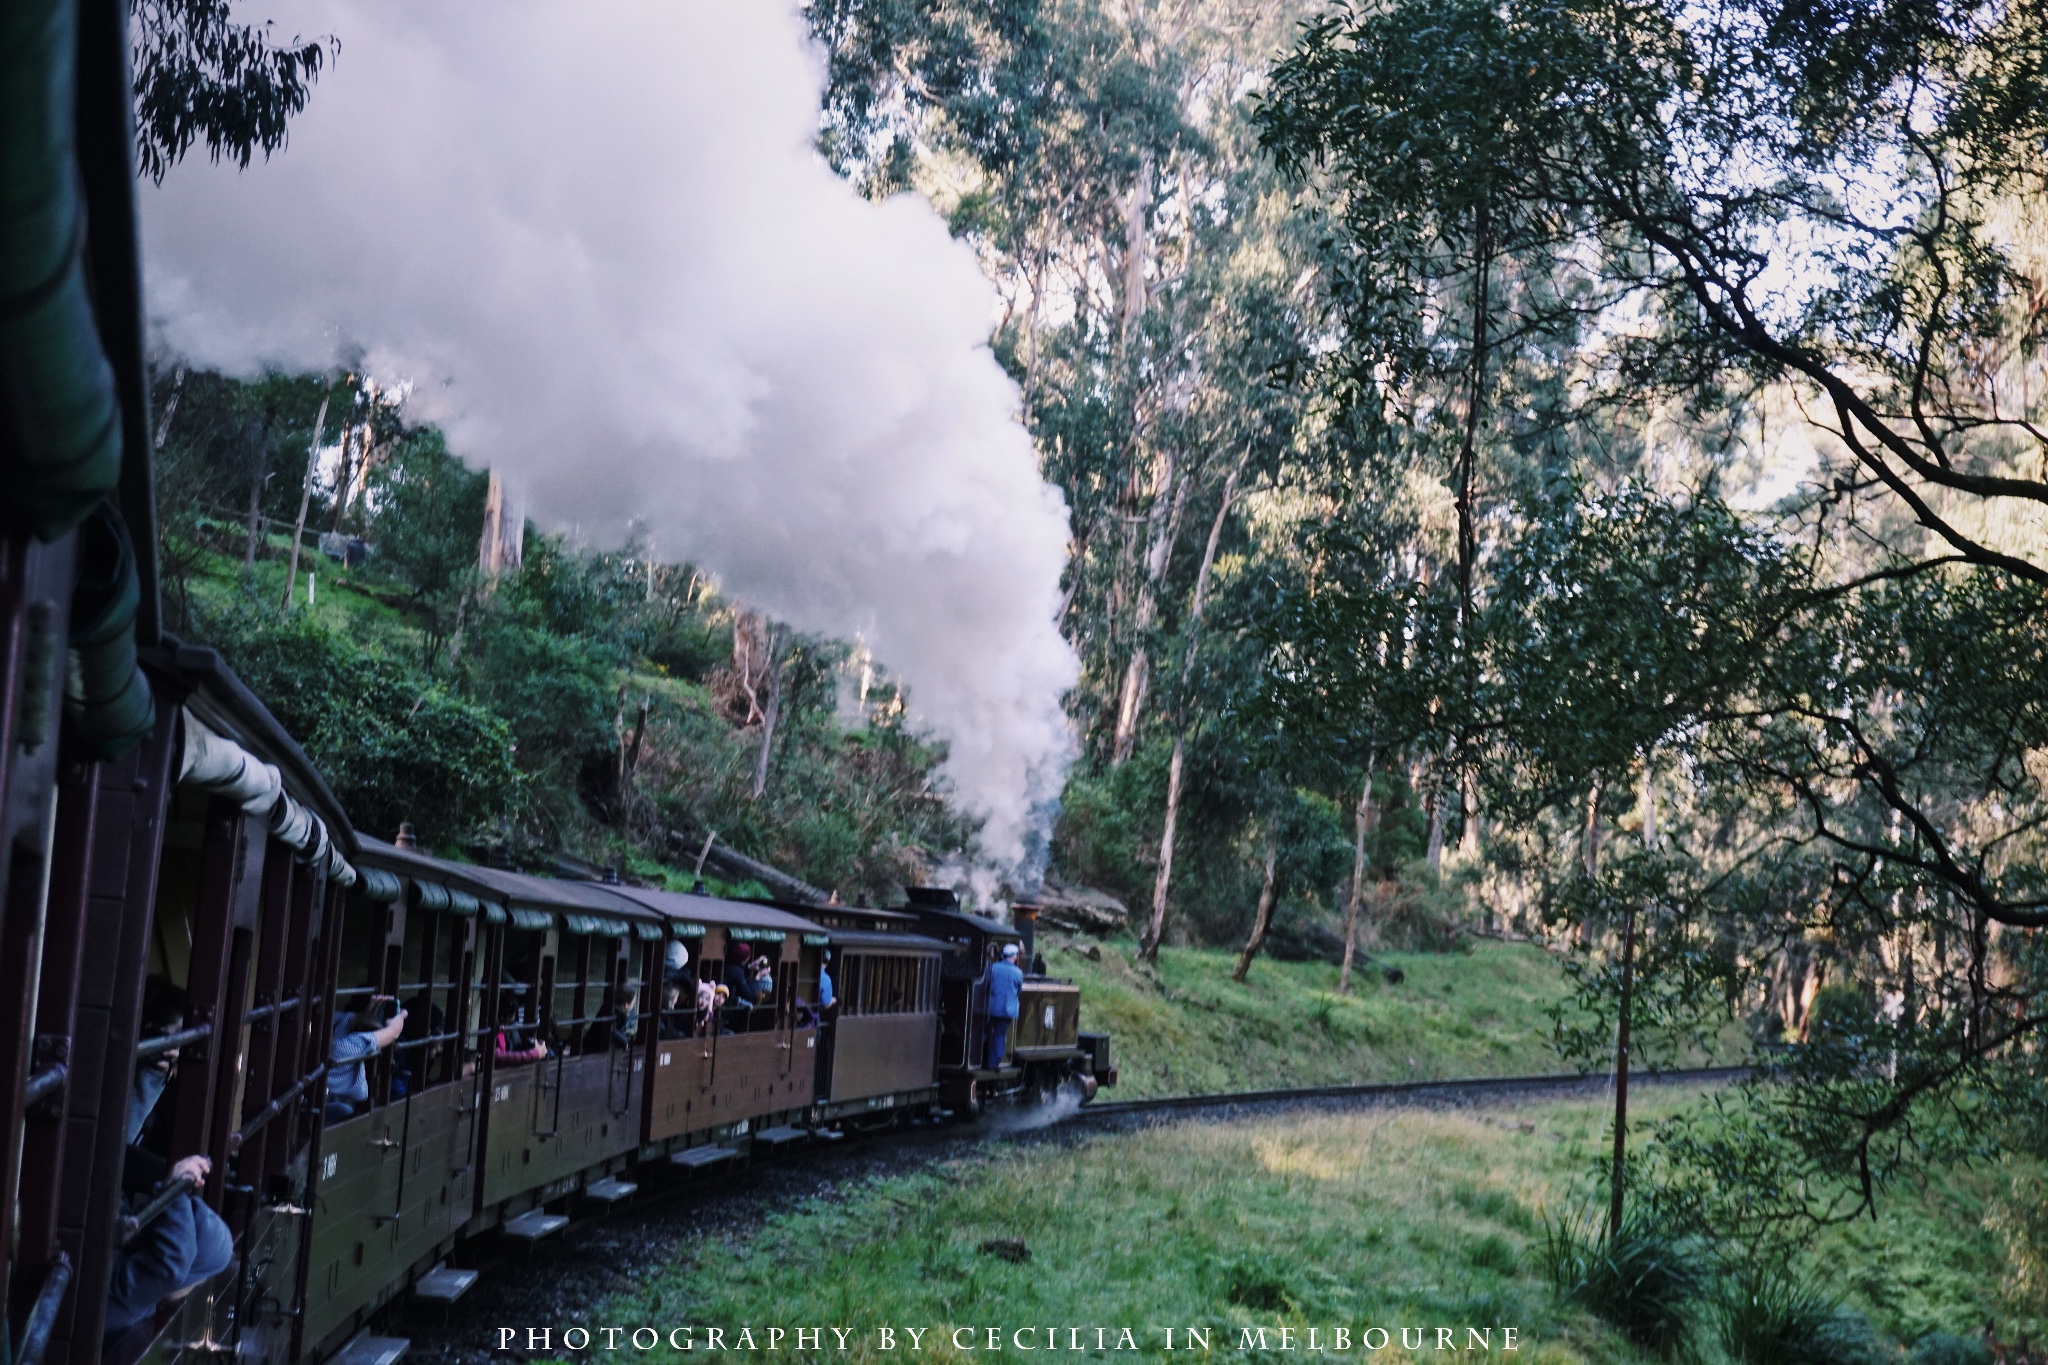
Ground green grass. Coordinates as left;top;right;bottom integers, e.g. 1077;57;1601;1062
590;1090;2007;1364
1051;937;1728;1100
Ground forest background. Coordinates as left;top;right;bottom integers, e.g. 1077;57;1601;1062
134;0;2048;1346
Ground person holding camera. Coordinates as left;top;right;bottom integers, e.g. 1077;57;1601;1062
326;991;407;1121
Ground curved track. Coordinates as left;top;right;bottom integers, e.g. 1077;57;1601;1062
1070;1064;1750;1120
397;1066;1746;1364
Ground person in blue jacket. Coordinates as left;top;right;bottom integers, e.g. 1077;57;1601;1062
985;942;1024;1070
105;1154;234;1345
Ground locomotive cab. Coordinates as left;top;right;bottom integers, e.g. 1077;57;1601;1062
898;888;1113;1114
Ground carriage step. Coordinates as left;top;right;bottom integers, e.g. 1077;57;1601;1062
671;1144;740;1169
334;1332;410;1365
583;1178;637;1204
754;1126;808;1150
501;1210;569;1242
412;1267;478;1303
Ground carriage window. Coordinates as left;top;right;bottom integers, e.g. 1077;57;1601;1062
494;927;549;1064
841;955;933;1016
549;930;634;1055
394;902;469;1093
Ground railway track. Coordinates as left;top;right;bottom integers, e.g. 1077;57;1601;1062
397;1064;1747;1363
1067;1064;1750;1120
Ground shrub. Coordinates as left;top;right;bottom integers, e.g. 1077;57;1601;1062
1715;1265;1891;1365
1216;1253;1295;1312
1467;1234;1520;1275
192;596;521;847
1911;1334;1991;1365
1542;1208;1702;1356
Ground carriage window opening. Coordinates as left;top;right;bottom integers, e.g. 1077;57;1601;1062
495;928;549;1064
578;939;639;1054
694;956;723;1037
394;908;468;1092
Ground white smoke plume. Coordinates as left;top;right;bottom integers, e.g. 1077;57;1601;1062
141;2;1079;876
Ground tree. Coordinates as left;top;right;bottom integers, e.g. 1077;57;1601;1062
1260;0;2048;1236
131;0;334;184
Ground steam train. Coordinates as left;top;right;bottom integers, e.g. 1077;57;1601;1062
0;8;1111;1365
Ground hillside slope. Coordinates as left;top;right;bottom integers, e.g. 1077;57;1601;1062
1057;939;1618;1098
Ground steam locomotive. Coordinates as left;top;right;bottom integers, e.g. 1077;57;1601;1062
0;9;1112;1365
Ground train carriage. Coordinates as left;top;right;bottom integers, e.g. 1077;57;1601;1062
604;885;826;1161
0;10;1113;1364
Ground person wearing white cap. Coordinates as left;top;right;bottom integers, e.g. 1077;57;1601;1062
984;942;1025;1069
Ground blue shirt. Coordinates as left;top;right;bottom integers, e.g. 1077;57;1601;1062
329;1017;378;1103
986;961;1024;1019
819;967;835;1009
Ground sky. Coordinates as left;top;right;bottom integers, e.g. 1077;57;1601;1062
142;2;1080;880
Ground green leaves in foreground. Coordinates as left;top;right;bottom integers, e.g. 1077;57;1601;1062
1542;1207;1703;1358
194;595;521;847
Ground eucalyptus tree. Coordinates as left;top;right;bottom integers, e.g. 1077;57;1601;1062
131;0;334;183
806;0;1329;766
1261;0;2048;1237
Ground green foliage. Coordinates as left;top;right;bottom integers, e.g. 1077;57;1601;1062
1715;1266;1889;1365
192;594;520;847
1912;1335;1992;1365
1542;1207;1704;1357
131;0;335;184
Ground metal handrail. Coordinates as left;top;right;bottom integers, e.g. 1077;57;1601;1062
390;1029;465;1053
136;1023;212;1059
24;1062;67;1108
15;1252;72;1365
132;1173;200;1231
230;1067;323;1151
242;996;300;1025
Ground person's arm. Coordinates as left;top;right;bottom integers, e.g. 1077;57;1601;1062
370;1008;408;1051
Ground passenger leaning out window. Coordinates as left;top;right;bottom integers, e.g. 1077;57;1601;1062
327;993;406;1120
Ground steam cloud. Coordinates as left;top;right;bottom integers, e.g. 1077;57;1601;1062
141;2;1079;877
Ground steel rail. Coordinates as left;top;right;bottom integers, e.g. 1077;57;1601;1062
1069;1065;1751;1120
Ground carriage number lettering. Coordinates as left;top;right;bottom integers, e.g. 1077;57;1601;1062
1043;1005;1056;1029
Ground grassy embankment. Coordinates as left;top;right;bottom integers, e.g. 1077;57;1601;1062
598;1088;2008;1363
1045;938;1740;1100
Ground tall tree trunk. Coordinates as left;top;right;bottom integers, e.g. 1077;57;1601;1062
751;652;784;800
1338;758;1377;994
1425;777;1448;875
1607;761;1660;1234
1583;778;1604;876
1111;456;1189;765
1117;151;1154;357
1609;899;1637;1236
243;454;266;568
1451;212;1493;851
1138;736;1184;963
1138;451;1250;962
1459;768;1482;856
154;366;186;451
281;389;331;609
1231;843;1282;983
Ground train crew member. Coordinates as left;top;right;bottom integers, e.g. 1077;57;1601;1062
984;943;1024;1070
105;1154;233;1347
494;996;549;1064
818;953;836;1016
725;944;761;1006
328;994;408;1119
